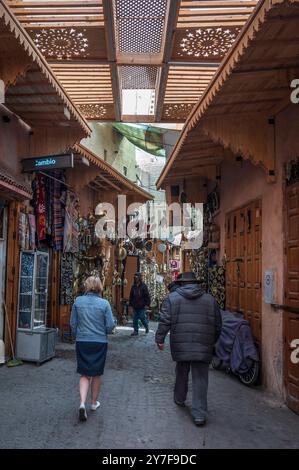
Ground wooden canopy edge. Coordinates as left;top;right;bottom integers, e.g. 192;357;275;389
156;0;298;189
0;169;32;200
0;0;91;137
73;144;154;202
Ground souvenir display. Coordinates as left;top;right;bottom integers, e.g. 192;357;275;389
60;253;75;305
208;265;226;309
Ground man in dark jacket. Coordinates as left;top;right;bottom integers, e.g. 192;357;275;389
129;272;151;336
155;272;222;426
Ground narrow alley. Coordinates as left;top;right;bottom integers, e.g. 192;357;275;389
0;325;298;450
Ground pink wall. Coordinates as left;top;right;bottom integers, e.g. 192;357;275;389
214;103;299;399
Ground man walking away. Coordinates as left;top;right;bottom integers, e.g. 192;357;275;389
129;272;151;336
155;272;222;426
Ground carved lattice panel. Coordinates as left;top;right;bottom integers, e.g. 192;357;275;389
113;0;167;54
28;27;107;61
78;104;115;120
120;66;158;89
173;27;241;62
162;104;195;122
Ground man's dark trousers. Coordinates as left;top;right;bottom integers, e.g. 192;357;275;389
174;361;209;419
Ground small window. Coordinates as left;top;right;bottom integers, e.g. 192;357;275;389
233;215;237;234
104;149;107;161
123;166;127;177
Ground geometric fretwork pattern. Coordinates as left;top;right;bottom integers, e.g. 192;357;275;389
114;0;167;53
30;28;89;60
78;104;107;119
120;66;158;89
179;27;241;59
163;103;194;121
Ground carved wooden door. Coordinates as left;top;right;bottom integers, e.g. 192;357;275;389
225;199;262;344
284;183;299;414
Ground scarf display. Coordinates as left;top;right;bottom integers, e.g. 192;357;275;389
34;174;46;241
18;212;36;250
63;191;79;253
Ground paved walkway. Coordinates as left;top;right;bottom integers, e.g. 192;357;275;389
0;324;298;449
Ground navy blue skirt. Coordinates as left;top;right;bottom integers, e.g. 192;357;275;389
76;342;108;377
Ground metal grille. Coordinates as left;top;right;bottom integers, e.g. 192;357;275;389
114;0;167;54
120;66;158;89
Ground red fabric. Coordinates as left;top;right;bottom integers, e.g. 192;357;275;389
36;174;46;241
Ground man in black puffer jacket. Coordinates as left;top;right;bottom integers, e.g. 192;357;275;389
155;272;222;426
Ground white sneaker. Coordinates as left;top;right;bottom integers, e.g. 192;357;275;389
90;401;100;411
79;405;87;422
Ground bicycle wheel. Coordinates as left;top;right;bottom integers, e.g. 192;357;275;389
238;361;260;386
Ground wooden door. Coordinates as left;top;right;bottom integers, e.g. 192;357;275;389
225;199;262;344
284;183;299;414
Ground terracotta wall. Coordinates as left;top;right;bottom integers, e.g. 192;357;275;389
213;103;299;399
0;110;30;184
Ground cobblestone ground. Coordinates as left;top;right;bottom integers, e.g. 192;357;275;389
0;323;298;449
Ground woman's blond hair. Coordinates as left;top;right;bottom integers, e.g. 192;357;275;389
84;276;103;294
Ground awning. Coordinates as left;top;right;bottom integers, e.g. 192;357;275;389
157;0;299;189
73;144;153;202
0;170;32;200
113;123;166;157
0;0;91;136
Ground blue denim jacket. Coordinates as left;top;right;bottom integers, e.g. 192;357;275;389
70;293;115;343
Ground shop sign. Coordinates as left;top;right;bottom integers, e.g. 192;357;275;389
170;260;180;270
22;153;74;172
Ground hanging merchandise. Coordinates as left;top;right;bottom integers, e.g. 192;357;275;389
52;171;65;251
18;212;36;250
63;190;79;253
60;253;75;305
140;255;167;317
33;173;47;241
208;265;226;310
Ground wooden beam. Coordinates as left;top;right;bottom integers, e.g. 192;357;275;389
155;0;181;121
103;0;121;121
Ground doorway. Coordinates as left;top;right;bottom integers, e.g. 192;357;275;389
284;182;299;414
225;199;262;345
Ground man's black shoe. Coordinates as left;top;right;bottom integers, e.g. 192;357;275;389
145;327;149;334
193;417;206;426
131;331;138;336
174;398;185;407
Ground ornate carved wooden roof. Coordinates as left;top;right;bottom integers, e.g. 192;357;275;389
5;0;259;122
0;0;90;135
73;143;153;201
156;0;299;188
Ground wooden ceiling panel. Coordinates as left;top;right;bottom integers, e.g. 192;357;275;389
6;0;105;27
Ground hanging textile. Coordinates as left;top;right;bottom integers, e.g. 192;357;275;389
52;171;65;251
60;253;75;305
63;191;79;253
113;123;167;157
18;212;29;250
18;213;36;250
34;174;46;241
28;214;36;250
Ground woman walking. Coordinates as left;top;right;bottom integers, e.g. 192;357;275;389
70;276;115;422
